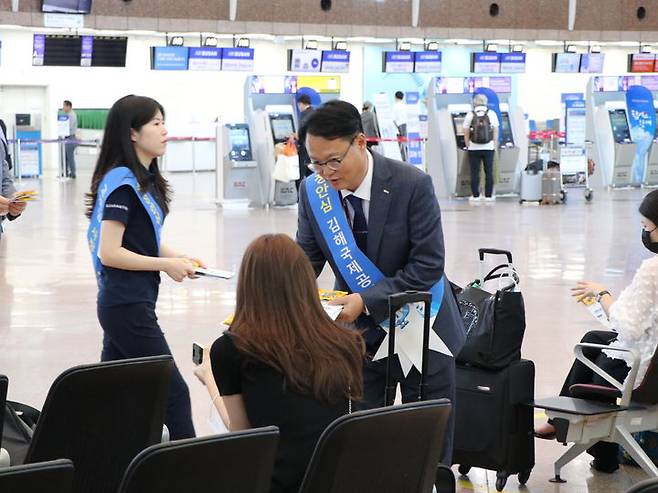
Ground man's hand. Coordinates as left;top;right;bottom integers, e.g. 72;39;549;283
330;293;365;323
0;196;9;215
8;200;26;217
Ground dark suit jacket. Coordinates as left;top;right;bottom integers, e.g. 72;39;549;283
297;151;466;374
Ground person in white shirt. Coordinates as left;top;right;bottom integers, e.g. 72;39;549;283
393;91;408;161
462;94;499;202
535;189;658;473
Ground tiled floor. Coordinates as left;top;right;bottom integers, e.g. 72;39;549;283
0;168;655;492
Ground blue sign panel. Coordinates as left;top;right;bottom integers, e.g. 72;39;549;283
384;51;414;73
626;85;657;184
188;47;222;71
32;34;45;66
499;53;525;73
413;51;442;73
151;47;189;71
221;48;255;71
81;35;93;67
472;52;500;73
321;50;350;73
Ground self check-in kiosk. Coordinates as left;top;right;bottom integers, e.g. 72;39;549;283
244;75;341;207
221;123;262;206
587;76;642;188
426;76;527;199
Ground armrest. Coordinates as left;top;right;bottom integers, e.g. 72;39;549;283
574;343;640;406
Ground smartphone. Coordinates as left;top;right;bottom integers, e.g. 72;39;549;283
192;342;203;365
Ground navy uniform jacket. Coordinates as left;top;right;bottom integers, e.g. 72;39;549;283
297;151;466;374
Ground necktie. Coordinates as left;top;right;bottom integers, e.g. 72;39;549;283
345;194;368;254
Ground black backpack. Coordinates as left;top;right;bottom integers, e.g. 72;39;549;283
470;109;494;144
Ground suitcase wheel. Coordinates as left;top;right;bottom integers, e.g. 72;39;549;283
458;464;471;476
495;471;508;492
518;469;531;485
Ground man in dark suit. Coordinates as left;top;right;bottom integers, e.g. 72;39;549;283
296;100;465;463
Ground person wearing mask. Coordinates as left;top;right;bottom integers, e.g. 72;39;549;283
296;100;466;464
535;189;658;473
360;101;380;150
392;91;408;161
463;93;499;202
62;100;78;179
295;94;315;191
194;233;364;493
0;120;27;239
86;94;205;439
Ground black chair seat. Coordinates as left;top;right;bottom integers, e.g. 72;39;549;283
0;458;74;492
569;383;622;402
626;477;658;493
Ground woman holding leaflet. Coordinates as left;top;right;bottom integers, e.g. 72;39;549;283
86;95;204;439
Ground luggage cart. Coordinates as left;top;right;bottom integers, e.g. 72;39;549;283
558;146;593;203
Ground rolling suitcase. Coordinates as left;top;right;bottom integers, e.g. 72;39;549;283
520;170;542;203
386;291;456;493
452;359;535;492
541;168;562;204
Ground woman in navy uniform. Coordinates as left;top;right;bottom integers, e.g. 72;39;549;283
86;95;204;439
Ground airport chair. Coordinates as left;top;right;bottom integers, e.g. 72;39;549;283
298;399;451;493
0;458;74;492
0;374;8;467
117;426;279;493
534;343;658;483
20;355;174;493
626;478;658;493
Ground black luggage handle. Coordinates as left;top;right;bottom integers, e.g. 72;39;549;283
478;248;513;264
385;291;432;406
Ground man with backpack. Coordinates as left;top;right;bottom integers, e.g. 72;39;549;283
463;93;499;202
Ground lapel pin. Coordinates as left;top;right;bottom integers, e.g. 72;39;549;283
383;189;390;194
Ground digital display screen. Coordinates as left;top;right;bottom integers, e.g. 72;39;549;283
414;51;442;73
500;112;514;146
471;52;500;73
42;0;91;14
609;109;632;143
151;47;189;71
629;53;656;73
288;49;321;73
90;36;127;67
499;53;526;73
552;53;581;73
579;53;604;73
269;114;295;144
227;124;252;161
451;112;467;149
321;50;350;73
382;51;414;73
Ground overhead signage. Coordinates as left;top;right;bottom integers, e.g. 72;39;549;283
80;35;93;67
221;47;254;71
499;53;526;73
579;53;604;73
289;49;321;72
413;51;442;73
629;53;655;73
32;34;45;66
151;46;189;71
383;51;414;73
188;47;222;71
471;52;500;73
321;50;350;73
435;76;512;94
249;75;340;94
553;53;581;73
592;75;658;92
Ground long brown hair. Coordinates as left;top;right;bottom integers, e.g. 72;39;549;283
230;234;364;402
85;95;171;219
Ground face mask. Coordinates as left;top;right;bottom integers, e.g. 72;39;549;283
642;229;658;253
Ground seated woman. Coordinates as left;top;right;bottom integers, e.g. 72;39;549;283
535;190;658;473
195;234;365;492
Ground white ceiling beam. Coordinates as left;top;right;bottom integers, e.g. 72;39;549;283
568;0;577;31
230;0;237;22
412;0;420;28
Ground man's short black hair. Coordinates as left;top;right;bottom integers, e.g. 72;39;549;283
63;100;72;107
297;93;311;106
395;91;404;100
299;100;363;145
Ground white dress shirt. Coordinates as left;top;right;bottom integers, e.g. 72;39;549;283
341;150;374;226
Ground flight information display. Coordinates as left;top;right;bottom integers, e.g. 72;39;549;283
471;52;500;73
382;51;414;73
552;53;581;73
579;53;605;73
629;53;656;73
32;34;127;67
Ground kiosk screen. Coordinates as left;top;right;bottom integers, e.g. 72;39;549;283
609;109;631;143
269;114;295;144
500;112;514;147
227;124;253;161
451;113;467;149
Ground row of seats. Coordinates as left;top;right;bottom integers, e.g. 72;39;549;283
0;356;455;492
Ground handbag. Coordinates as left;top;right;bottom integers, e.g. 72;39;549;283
455;250;526;370
273;138;300;183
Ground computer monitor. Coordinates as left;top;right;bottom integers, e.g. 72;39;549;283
500;112;514;147
608;109;631;143
451;112;467;149
269;113;295;144
226;124;253;161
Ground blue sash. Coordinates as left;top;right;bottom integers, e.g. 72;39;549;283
87;166;163;287
305;173;445;326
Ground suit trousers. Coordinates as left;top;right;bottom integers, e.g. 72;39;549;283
354;352;456;465
64;141;77;178
97;302;196;440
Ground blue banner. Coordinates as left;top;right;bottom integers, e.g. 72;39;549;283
499;53;525;73
321;50;350;73
405;91;423;168
221;47;254;71
151;47;189;71
474;87;503;146
626;85;657;184
188;47;222;71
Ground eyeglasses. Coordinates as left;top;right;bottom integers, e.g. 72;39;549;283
308;136;356;172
